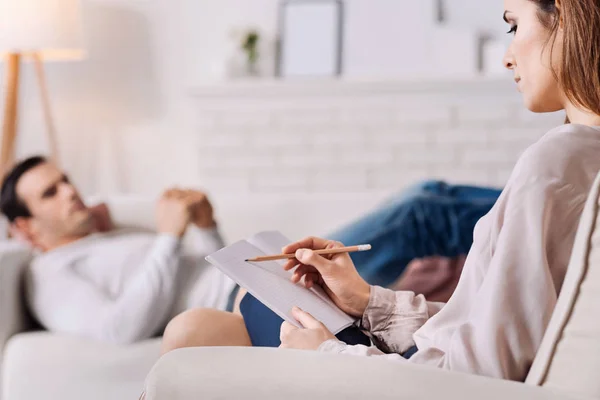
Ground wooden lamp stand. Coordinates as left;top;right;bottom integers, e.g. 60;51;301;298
1;52;60;175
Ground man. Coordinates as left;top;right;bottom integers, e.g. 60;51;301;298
0;156;237;344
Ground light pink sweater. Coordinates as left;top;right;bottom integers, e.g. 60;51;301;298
320;124;600;381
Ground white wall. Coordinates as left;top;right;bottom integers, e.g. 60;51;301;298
443;0;505;35
9;0;188;194
2;0;538;201
184;0;510;83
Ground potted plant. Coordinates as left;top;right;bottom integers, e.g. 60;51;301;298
241;29;261;76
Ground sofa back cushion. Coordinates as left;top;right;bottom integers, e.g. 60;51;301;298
526;171;600;397
89;196;157;232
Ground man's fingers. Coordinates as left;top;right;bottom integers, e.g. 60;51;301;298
162;189;177;198
167;188;184;196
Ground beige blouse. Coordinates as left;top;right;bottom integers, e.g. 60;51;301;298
319;124;600;381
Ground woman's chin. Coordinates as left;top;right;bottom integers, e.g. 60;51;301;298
523;96;563;114
521;88;564;114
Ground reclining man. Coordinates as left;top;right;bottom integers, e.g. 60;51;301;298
0;156;242;345
1;156;501;346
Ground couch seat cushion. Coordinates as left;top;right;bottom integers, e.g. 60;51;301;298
3;332;161;400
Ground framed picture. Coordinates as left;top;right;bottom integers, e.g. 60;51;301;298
277;0;344;78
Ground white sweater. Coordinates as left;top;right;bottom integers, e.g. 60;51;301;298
320;124;600;381
26;226;235;344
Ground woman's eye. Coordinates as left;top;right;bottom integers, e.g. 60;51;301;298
507;25;518;35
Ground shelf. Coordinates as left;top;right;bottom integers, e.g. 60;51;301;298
188;75;516;99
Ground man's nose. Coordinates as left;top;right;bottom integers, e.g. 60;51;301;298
60;182;77;197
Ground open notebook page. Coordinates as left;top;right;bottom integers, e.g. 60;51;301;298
206;240;355;334
247;231;348;311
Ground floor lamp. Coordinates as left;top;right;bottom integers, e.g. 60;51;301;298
0;0;86;175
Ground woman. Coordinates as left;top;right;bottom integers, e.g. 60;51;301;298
162;0;600;382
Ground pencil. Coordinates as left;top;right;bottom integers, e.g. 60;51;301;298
245;244;372;262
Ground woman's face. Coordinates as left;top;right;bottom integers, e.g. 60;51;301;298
503;0;565;112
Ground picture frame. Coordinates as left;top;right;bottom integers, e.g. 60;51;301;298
277;0;344;78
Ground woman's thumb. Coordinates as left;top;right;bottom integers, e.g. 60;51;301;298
295;249;331;273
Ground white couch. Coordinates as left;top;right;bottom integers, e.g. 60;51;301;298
142;171;600;400
0;192;388;400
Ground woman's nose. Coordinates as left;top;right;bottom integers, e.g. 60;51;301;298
503;48;516;70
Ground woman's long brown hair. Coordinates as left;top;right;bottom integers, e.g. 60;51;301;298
533;0;600;118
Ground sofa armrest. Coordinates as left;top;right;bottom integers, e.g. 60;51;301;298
0;242;34;358
144;347;588;400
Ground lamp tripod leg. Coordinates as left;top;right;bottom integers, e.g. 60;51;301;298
33;53;61;167
1;53;21;176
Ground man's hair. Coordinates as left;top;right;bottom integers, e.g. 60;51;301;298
0;156;47;222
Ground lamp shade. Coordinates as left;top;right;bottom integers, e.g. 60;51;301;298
0;0;85;60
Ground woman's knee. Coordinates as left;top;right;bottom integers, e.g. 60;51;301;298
161;308;250;354
162;308;217;353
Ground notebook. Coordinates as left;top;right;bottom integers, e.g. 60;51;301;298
205;231;357;334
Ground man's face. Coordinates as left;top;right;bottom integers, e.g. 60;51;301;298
16;162;94;243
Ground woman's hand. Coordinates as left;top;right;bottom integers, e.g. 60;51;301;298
279;307;336;350
282;237;371;318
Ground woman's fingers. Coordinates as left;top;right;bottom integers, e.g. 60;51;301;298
304;272;321;289
283;238;346;267
291;264;319;283
295;249;332;275
291;307;323;329
323;240;345;260
283;259;298;271
280;321;297;341
291;264;309;283
282;236;333;255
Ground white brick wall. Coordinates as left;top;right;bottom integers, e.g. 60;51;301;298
190;79;564;196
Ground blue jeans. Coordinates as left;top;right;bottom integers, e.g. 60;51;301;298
327;180;502;287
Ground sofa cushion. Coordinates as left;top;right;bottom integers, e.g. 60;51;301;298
2;332;161;400
144;347;581;400
0;241;34;399
0;242;33;347
92;193;390;244
525;171;600;397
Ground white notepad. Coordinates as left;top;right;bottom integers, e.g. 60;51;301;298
205;231;356;334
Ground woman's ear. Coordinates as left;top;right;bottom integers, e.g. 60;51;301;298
555;0;564;29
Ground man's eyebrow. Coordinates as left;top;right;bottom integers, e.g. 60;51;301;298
39;174;66;198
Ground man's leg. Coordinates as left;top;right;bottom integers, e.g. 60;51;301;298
390;255;467;302
160;308;251;355
328;180;501;287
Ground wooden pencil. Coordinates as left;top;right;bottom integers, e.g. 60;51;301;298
245;244;372;262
